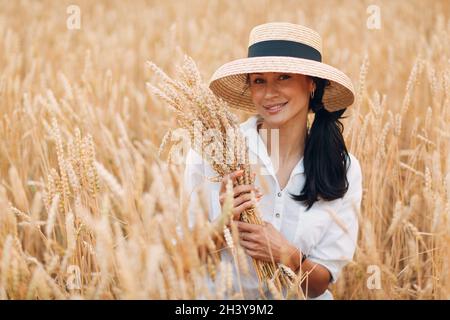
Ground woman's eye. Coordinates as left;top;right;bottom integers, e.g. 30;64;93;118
253;78;265;84
279;74;291;80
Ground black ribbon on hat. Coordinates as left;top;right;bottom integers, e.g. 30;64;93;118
247;40;322;62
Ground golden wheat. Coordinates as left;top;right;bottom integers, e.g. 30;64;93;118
0;0;448;300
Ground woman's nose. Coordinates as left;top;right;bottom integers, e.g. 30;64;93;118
264;82;279;99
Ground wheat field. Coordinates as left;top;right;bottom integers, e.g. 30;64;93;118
0;0;449;299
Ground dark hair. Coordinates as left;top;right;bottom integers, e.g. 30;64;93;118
290;77;350;210
244;74;351;211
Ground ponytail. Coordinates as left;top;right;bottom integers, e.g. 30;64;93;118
289;77;351;211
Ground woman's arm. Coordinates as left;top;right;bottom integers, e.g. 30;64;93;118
284;244;331;298
236;221;331;298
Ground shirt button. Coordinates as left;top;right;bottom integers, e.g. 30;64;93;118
277;192;282;197
275;213;280;218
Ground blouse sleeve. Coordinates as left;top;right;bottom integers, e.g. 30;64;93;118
306;154;363;283
183;148;222;229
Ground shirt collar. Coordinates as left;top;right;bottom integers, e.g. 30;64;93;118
239;115;305;176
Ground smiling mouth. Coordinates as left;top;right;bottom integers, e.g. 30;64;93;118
263;102;288;112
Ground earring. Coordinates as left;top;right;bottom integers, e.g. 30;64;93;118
310;90;315;99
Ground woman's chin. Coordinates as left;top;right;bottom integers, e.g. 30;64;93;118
258;105;308;128
260;115;288;127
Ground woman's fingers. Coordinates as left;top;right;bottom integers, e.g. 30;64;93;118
220;191;256;206
232;184;261;198
218;171;264;222
239;239;257;251
238;231;255;242
219;185;262;204
233;192;254;207
231;198;258;220
219;185;263;206
221;197;261;227
220;170;244;193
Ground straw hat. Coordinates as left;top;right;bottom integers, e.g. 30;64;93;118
209;22;355;114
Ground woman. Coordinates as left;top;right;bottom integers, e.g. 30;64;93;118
184;22;363;299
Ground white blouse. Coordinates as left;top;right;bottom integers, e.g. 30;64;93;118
183;115;363;299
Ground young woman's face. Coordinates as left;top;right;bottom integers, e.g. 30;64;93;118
248;72;314;126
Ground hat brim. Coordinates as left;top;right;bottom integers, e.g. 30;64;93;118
209;56;355;114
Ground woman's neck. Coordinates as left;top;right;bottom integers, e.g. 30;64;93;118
257;112;307;162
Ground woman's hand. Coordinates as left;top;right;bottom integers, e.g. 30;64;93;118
236;221;300;269
218;170;263;223
210;170;263;251
237;222;332;298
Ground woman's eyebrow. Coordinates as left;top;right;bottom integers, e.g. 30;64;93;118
251;73;286;76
